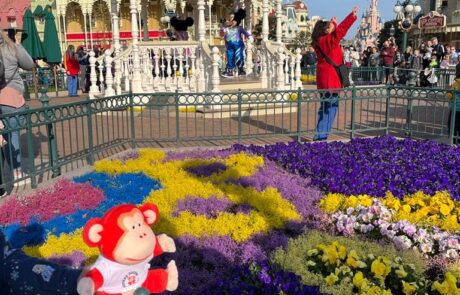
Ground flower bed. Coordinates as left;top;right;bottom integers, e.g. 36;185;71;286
2;136;460;294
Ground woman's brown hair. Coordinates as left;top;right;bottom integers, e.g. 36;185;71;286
311;20;330;49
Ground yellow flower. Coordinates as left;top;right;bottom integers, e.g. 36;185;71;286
402;204;412;214
402;281;417;295
353;271;365;289
441;204;452;216
432;273;460;295
325;273;339;285
371;256;391;281
395;266;408;279
346;250;360;268
319;194;344;213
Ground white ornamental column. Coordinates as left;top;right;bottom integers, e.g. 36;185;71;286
82;5;88;47
211;47;220;93
88;12;94;49
89;51;100;98
112;14;122;94
197;0;206;42
130;0;142;92
104;50;115;96
275;0;282;44
276;47;285;91
246;41;253;75
295;48;303;89
207;0;213;44
56;10;63;51
262;0;269;42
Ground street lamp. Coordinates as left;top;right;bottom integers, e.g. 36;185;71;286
393;0;422;53
390;24;395;37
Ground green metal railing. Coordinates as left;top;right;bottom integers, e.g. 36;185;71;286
0;86;457;193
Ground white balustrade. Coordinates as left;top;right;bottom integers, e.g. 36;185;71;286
295;48;303;90
290;55;295;90
89;51;99;99
276;46;285;91
246;41;253;76
104;50;115;97
211;47;221;93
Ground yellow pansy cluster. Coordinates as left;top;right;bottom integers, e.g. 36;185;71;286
96;149;301;242
306;240;421;295
319;191;460;232
318;193;373;214
432;272;460;295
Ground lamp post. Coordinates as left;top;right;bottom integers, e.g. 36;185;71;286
393;0;422;53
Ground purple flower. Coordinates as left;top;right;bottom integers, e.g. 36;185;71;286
185;162;227;177
234;136;460;199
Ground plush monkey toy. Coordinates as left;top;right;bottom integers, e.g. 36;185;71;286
170;16;194;41
77;203;178;295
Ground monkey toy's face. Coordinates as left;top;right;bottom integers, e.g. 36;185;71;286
113;209;156;265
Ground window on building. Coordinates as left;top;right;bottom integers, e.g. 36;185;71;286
453;10;460;24
430;0;436;11
300;15;304;22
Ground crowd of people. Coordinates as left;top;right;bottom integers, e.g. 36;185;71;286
301;36;458;87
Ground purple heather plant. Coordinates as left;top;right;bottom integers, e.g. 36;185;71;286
233;136;460;199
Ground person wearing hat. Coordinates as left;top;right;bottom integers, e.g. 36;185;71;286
447;62;460;144
220;8;253;77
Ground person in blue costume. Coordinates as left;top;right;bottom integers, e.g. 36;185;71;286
221;8;253;77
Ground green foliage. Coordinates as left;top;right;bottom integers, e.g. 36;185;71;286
291;31;311;51
253;16;277;42
271;230;428;295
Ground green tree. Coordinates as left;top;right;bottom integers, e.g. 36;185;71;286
253;15;277;42
291;30;311;50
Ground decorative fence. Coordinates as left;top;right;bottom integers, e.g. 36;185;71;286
0;86;458;193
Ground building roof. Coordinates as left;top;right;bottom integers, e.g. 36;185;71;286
293;0;308;11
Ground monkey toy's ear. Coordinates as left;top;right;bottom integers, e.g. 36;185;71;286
139;203;159;225
82;218;104;247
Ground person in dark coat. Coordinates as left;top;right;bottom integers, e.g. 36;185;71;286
311;6;358;141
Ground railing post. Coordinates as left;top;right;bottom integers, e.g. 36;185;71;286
24;106;36;188
350;85;356;139
89;51;99;99
449;91;456;145
104;49;115;97
129;93;136;149
296;87;302;142
175;90;180;145
238;89;242;143
385;85;391;135
211;47;221;93
246;41;254;76
86;97;95;165
44;107;60;178
405;88;413;138
276;47;285;91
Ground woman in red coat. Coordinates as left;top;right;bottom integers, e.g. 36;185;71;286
311;7;358;141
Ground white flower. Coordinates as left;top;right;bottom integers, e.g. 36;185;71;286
393;235;413;250
346;207;355;215
447;238;459;249
420;243;433;254
446;249;459;259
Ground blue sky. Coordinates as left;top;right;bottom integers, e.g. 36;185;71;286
303;0;396;39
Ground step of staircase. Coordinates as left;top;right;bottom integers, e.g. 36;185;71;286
219;75;262;91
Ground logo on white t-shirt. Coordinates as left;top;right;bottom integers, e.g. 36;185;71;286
122;271;140;288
